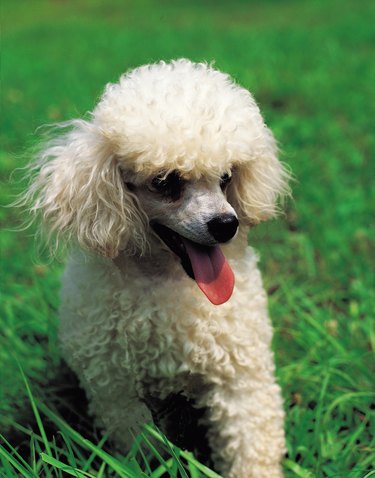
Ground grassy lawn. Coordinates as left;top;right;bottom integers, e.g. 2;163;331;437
1;0;374;476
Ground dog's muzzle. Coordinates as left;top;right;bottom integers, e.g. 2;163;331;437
151;221;235;305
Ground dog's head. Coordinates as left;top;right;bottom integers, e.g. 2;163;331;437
23;59;289;304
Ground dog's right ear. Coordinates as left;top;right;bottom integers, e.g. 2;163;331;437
21;120;148;258
228;127;291;225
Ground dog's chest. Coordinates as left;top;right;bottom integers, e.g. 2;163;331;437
115;275;254;382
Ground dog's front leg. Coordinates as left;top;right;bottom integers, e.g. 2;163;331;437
200;369;286;478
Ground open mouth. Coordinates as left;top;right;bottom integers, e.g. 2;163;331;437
151;223;235;305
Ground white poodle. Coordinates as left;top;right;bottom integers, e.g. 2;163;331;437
24;59;290;477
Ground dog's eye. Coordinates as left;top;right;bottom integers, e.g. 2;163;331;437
220;172;232;190
149;171;185;200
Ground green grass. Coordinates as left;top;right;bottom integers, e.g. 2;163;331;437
1;0;374;476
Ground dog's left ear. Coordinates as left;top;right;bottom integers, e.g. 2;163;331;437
228;127;290;225
22;120;147;258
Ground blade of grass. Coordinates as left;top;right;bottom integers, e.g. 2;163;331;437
97;461;107;478
18;364;52;456
37;402;138;478
178;450;221;478
58;430;79;471
126;456;149;476
60;428;89;465
50;434;63;478
81;434;108;473
30;434;37;475
342;418;369;460
40;453;96;478
0;444;35;478
150;458;175;478
32;437;48;478
281;286;346;355
144;425;223;478
157;431;189;478
138;431;172;476
187;458;202;478
127;429;152;475
283;458;316;478
0;433;35;475
0;452;19;478
9;421;43;442
324;391;375;421
143;425;188;478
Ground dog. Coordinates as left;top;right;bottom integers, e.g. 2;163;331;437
24;59;290;477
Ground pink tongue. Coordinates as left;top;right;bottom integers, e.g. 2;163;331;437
182;239;235;305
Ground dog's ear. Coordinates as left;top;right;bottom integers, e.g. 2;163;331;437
23;120;147;258
228;128;290;225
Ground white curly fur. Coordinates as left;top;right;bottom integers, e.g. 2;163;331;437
24;59;290;477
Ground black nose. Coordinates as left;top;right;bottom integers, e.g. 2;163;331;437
207;214;239;243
